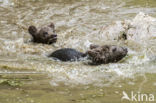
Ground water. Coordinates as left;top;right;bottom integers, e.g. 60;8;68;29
0;0;156;103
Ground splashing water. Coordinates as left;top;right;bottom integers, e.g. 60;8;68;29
0;0;14;6
0;0;155;87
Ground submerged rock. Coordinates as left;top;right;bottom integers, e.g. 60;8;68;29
28;23;57;44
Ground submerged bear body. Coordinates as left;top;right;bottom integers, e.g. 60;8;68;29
28;23;57;44
49;48;86;61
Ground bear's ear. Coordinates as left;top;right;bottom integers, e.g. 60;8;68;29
49;22;55;29
90;44;99;49
28;26;37;37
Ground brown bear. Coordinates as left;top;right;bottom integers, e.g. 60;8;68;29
28;23;57;44
87;44;128;65
48;45;128;65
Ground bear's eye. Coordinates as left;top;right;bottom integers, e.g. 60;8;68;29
112;48;116;52
43;32;48;35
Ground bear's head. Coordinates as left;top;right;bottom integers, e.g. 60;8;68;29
87;44;128;64
28;23;57;44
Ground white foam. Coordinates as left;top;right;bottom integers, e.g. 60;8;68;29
0;0;14;6
100;12;156;42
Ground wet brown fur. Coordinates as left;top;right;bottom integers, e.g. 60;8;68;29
87;44;128;65
28;23;57;44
